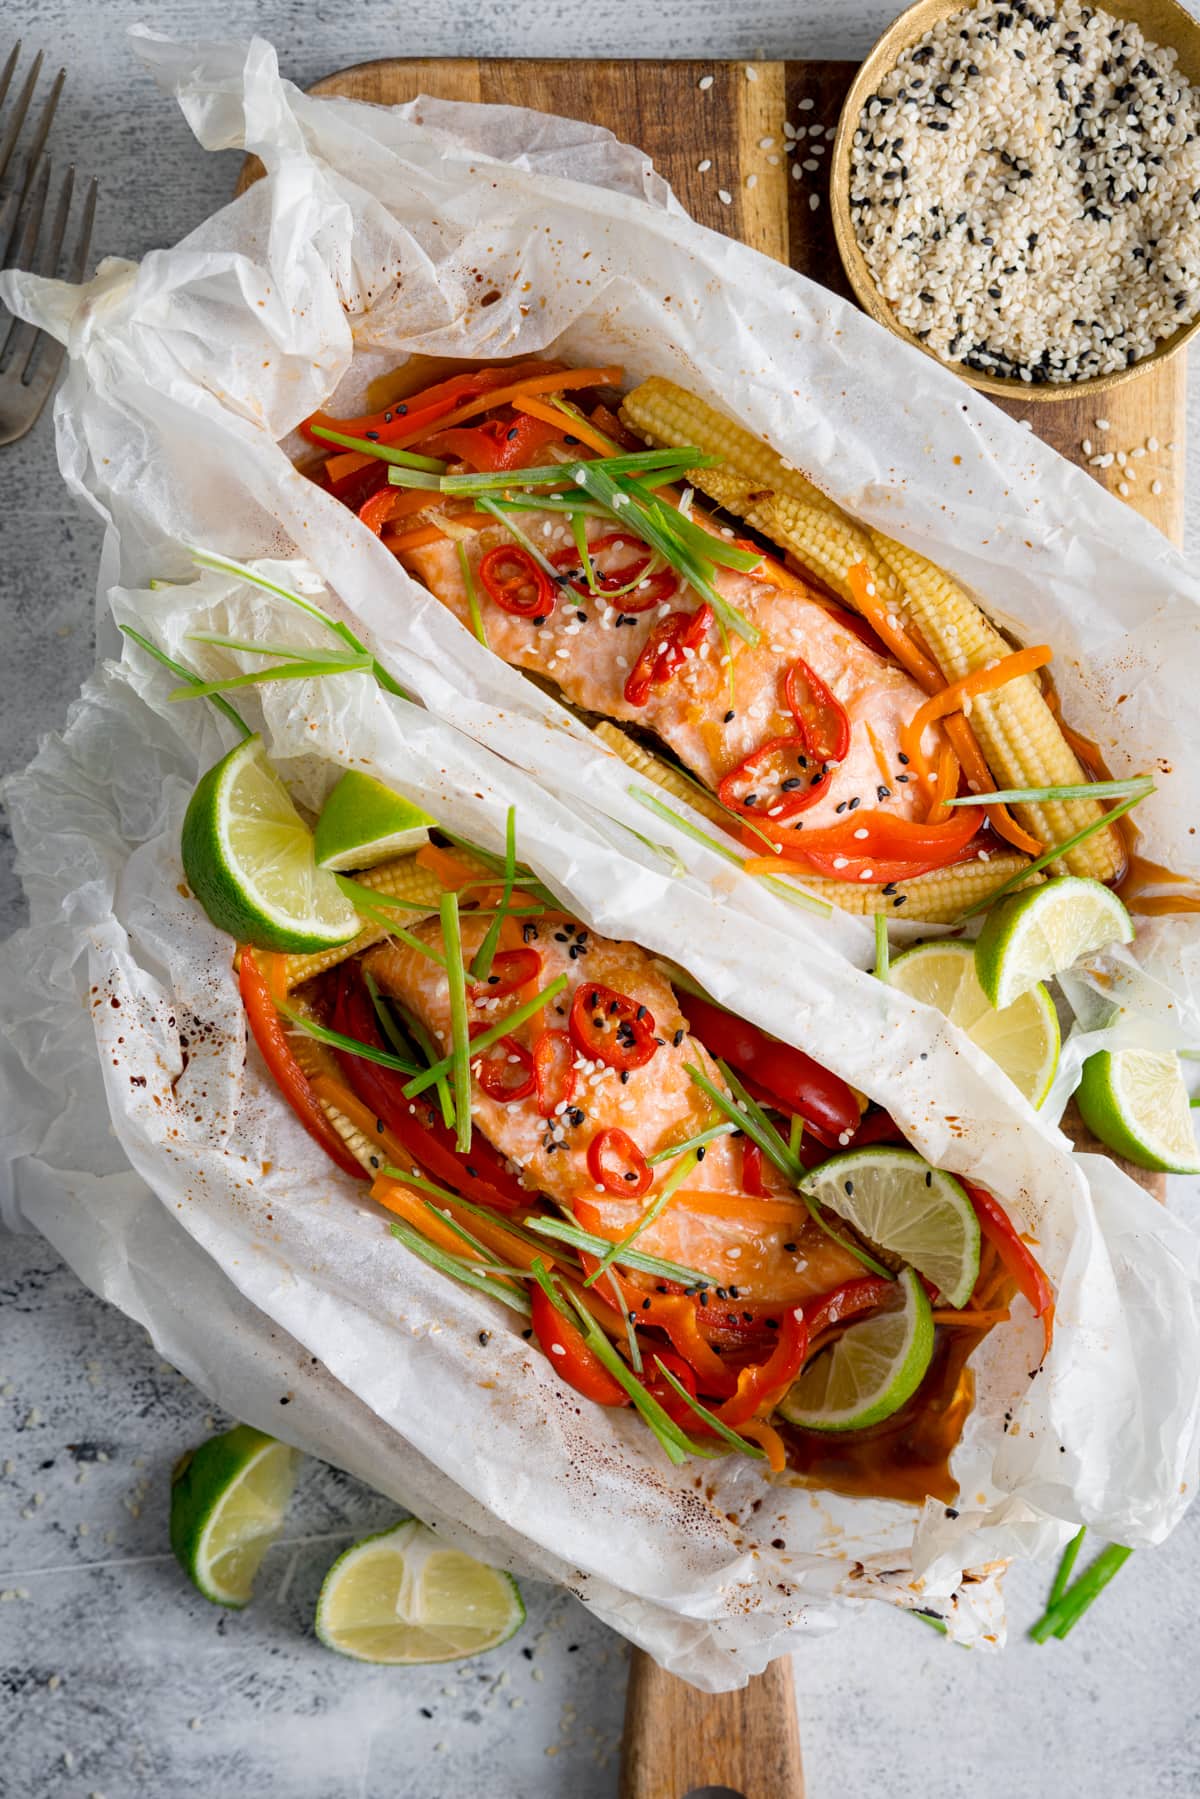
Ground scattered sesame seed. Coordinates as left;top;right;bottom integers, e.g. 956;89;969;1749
1152;478;1164;494
809;192;821;211
746;173;758;190
798;97;815;111
698;74;714;91
745;65;758;81
1118;481;1130;495
1081;438;1093;456
718;189;733;206
759;136;776;149
697;158;712;173
1147;435;1159;452
1097;419;1111;432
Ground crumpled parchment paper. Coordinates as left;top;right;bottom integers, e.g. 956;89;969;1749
2;30;1199;1689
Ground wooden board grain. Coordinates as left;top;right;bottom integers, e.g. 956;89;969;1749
619;1652;804;1799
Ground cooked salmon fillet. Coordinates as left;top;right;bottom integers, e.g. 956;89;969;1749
402;515;946;834
364;905;862;1306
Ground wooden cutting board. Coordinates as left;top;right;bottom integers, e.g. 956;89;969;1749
243;54;1177;1799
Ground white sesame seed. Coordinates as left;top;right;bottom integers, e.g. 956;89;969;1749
744;65;758;81
718;189;733;206
809;193;821;211
1118;481;1130;496
759;136;776;150
697;158;712;173
792;163;803;181
698;74;714;91
1081;438;1093;456
798;97;815;111
746;174;758;190
1152;479;1164;495
768;154;780;165
1147;435;1159;452
1097;419;1111;431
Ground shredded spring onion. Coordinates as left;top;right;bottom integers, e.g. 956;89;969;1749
389;1219;531;1315
520;1215;715;1288
401;976;569;1100
457;540;489;649
957;789;1152;920
650;1358;766;1459
584;1146;703;1286
946;777;1154;807
439;891;474;1155
469;807;516;982
307;424;448;473
119;625;251;739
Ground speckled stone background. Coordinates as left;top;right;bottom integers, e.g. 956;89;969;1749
3;5;1200;1796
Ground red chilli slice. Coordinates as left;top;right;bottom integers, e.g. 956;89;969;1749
623;604;713;707
587;1127;652;1198
468;947;542;1003
717;735;828;823
532;1029;577;1117
569;981;659;1072
784;657;851;765
470;1030;537;1103
477;545;558;620
551;533;679;612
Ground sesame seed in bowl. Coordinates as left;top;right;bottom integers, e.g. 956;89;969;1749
830;0;1200;398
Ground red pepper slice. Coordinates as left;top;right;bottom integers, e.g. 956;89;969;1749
551;532;679;612
752;806;987;876
803;1275;894;1342
531;1283;630;1407
326;457;390;511
678;992;860;1140
300;361;561;449
421;412;564;472
467;946;542;1002
641;1351;702;1429
586;1127;652;1198
532;1029;577;1117
477;545;558;621
470;1030;536;1103
784;658;851;765
715;1306;809;1428
965;1182;1055;1356
717;734;828;823
623;603;713;707
741;1138;769;1197
238;950;367;1183
330;971;527;1211
569;981;659;1072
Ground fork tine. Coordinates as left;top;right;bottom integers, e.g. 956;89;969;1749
70;173;97;282
17;161;71;379
10;149;49;267
0;47;43;188
16;64;64;203
0;43;21;117
4;171;99;438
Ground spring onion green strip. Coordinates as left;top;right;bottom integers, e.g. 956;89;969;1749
650;1358;766;1460
656;749;776;857
365;972;455;1131
653;959;718;1006
420;1199;526;1286
402;975;569;1099
520;1216;715;1288
380;1169;576;1268
541;392;621;451
278;1003;422;1076
715;611;737;717
1029;1543;1133;1644
307;424;448;473
584;1148;703;1287
618;820;688;879
957;789;1152;921
646;1121;737;1166
1047;1525;1087;1612
187;547;410;701
628;788;830;917
912;1611;950;1636
946;777;1154;807
758;874;833;920
611;1267;643;1373
488;493;610;520
168;653;374;702
473;495;565;581
390;1220;531;1315
334;877;446;966
185;630;361;663
118;626;252;739
438;830;563;910
440;892;474;1156
874;915;890;983
457;540;489;649
789;1114;804;1159
435;447;715;494
470;807;517;982
383;466;449;491
652;501;763;575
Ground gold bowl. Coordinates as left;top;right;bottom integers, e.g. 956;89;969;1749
829;0;1200;401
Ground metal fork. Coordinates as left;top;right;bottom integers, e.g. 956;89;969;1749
0;43;97;447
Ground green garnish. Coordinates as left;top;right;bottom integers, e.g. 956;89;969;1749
628;788;830;918
334;876;446;965
420;1199;525;1288
649;1358;766;1459
430;448;713;494
185;630;342;662
519;1216;714;1288
874;914;890;983
389;1219;530;1315
473;496;564;580
584;1146;703;1286
400;976;569;1099
946;777;1154;807
617;820;688;878
119;625;252;739
485;494;610;520
1029;1541;1133;1644
168;653;372;702
439;891;474;1155
645;1121;737;1166
957;789;1152;921
457;540;489;649
365;971;455;1131
912;1611;950;1636
307;424;448;473
469;807;516;982
1047;1525;1087;1612
279;1003;422;1076
789;1113;804;1158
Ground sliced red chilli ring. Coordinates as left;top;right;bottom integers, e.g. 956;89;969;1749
587;1127;652;1198
532;1028;577;1117
716;735;829;822
551;533;679;612
623;603;713;707
477;545;557;620
784;657;851;765
568;981;659;1071
468;946;542;1003
470;1031;537;1103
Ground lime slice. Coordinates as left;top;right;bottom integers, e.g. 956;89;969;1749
778;1266;934;1432
888;939;1060;1108
315;1520;525;1665
801;1146;979;1307
169;1424;300;1607
313;770;435;871
181;735;360;952
1076;1047;1200;1174
974;876;1133;1009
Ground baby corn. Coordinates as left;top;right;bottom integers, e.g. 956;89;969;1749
283;855;445;992
622;376;1122;883
592;720;731;829
793;854;1041;921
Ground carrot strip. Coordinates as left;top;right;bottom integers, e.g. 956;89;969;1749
416;844;490;890
942;715;1043;856
325;449;375;484
900;644;1053;788
668;1187;813;1225
926;744;961;826
385;523;452;553
738;1417;788;1471
931;1307;1012;1328
846;561;943;692
385;366;624;451
512;394;613;457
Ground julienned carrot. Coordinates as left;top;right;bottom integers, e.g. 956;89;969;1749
900;644;1054;784
738;1417;788;1472
325;448;376;484
943;714;1043;856
385;365;625;452
385;523;453;554
926;744;961;826
846;561;942;692
667;1187;813;1225
512;393;614;457
930;1307;1012;1328
416;843;493;890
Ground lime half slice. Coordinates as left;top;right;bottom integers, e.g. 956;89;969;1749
974;876;1133;1009
313;770;435;871
888;939;1060;1108
802;1146;980;1307
316;1520;525;1665
169;1424;300;1607
181;735;360;952
1076;1047;1200;1174
778;1266;934;1432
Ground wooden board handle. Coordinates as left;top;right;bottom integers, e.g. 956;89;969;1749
619;1650;804;1799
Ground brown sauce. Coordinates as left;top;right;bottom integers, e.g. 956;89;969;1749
781;1327;984;1506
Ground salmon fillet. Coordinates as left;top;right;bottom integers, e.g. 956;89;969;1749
364;905;862;1306
402;515;945;835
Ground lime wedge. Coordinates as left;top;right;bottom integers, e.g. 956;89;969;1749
315;1520;525;1664
974;876;1133;1009
801;1146;979;1307
169;1424;300;1607
888;939;1059;1108
778;1266;933;1432
181;735;360;952
1076;1047;1200;1174
313;770;435;871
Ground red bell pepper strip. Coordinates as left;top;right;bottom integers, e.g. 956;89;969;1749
846;1108;908;1149
299;362;561;449
551;532;678;611
420;412;564;472
531;1281;630;1407
748;805;987;873
467;946;542;1002
641;1351;702;1429
238;949;367;1183
477;545;558;620
677;992;860;1141
623;604;713;707
532;1029;576;1117
717;734;828;823
330;971;527;1211
569;981;660;1072
784;658;851;764
741;1138;769;1196
715;1305;809;1427
803;1275;894;1342
586;1127;652;1198
469;1030;536;1104
965;1182;1055;1356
